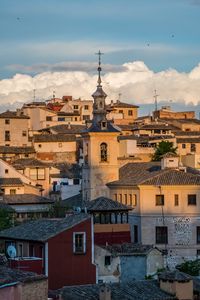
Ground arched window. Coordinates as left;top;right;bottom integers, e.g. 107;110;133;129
100;143;108;162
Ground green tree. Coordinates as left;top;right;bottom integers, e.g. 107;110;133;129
176;259;200;276
0;207;14;230
49;201;69;218
152;141;177;161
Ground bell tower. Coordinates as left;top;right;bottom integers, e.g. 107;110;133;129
82;51;120;201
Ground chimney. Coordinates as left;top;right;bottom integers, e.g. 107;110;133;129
99;284;111;300
159;270;193;300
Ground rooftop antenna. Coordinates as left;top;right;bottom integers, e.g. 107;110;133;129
95;50;104;86
33;89;36;102
53;90;56;102
153;89;159;111
117;93;122;104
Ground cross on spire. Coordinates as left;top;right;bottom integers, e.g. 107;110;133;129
95;50;104;86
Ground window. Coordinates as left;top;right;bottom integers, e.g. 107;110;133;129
182;144;186;149
73;105;79;110
114;194;117;201
5;131;10;141
128;110;133;116
73;179;80;185
191;143;196;152
18;244;23;257
22;131;27;137
129;194;133;206
133;194;137;206
58;117;65;121
38;144;42;148
29;168;45;180
188;194;196;205
83;115;90;120
156;226;168;244
29;245;35;257
100;143;108;162
119;110;123;114
119;194;122;203
73;232;86;254
174;194;179;206
134;225;138;243
5;169;8;174
10;189;16;195
156;195;164;206
58;143;62;148
197;249;200;256
124;194;127;205
84;105;89;110
197;227;200;244
46;116;52;121
5;119;10;124
105;256;111;266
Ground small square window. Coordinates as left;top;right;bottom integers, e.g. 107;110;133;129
188;194;196;205
5;119;10;124
105;256;111;266
5;169;8;174
128;110;133;116
22;131;27;137
119;110;123;114
84;105;89;110
182;144;186;149
73;232;86;254
156;195;164;206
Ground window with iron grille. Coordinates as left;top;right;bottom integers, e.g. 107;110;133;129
156;194;164;206
156;226;168;244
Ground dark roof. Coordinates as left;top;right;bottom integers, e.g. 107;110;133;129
133;124;174;131
86;197;131;211
100;243;158;256
85;121;121;133
107;162;200;187
0;266;46;286
161;152;179;158
39;124;86;134
62;193;83;208
12;158;48;169
177;137;200;143
174;131;200;137
0;202;14;212
33;134;76;143
57;111;80;116
92;85;107;98
107;101;139;109
173;118;200;124
118;134;175;143
0;213;90;242
117;125;135;131
0;146;35;154
159;270;192;282
0;178;23;187
50;163;81;179
0;111;29;119
60;280;175;300
3;194;54;205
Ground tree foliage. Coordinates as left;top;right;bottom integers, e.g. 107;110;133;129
152;141;177;161
176;259;200;276
49;201;70;218
0;208;14;230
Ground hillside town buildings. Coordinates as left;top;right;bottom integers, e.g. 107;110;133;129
2;56;200;299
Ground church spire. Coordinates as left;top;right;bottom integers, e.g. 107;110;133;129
92;50;107;124
95;50;104;86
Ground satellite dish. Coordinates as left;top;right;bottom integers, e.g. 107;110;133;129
7;245;16;258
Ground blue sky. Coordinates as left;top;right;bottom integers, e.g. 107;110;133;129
1;0;200;78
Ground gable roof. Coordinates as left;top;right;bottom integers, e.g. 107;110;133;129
12;158;48;169
0;146;35;154
107;101;139;109
107;162;200;187
0;178;24;187
33;134;76;143
100;243;159;256
59;280;175;300
86;197;131;211
3;194;54;205
0;213;90;242
0;111;29;119
85;121;121;133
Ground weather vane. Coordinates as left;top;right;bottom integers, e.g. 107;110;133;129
95;50;104;86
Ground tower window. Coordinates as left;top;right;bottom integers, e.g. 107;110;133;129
100;143;108;162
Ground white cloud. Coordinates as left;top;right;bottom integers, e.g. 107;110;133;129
1;61;200;109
